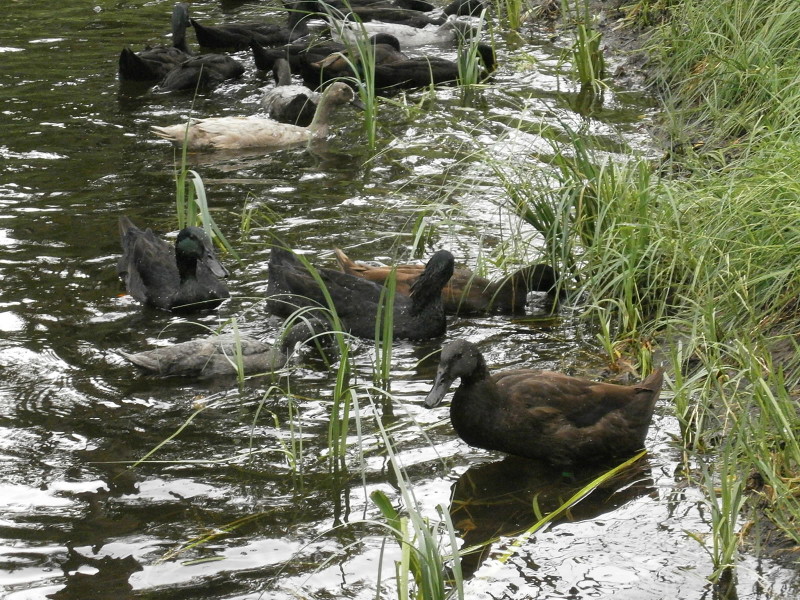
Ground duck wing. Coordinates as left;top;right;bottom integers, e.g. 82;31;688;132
490;369;664;462
159;55;244;91
118;218;179;310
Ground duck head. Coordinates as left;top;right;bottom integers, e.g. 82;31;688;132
424;339;483;408
409;250;454;310
476;43;497;73
175;226;229;279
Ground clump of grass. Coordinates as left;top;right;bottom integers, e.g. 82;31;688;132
649;0;800;148
369;392;464;600
559;0;606;92
317;2;379;148
456;10;493;90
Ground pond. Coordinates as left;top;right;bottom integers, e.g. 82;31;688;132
1;1;798;599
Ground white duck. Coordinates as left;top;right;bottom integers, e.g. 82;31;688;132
330;15;475;48
151;81;356;150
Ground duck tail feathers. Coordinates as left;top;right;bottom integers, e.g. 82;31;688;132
638;368;665;393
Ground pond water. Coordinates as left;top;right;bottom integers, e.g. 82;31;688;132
1;1;798;599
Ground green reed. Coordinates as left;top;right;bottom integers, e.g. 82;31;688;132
560;0;605;90
317;1;379;148
369;391;464;600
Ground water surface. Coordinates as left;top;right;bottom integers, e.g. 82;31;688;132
1;2;797;599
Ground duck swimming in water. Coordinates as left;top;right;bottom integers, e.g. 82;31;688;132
330;14;476;48
119;320;332;377
118;3;191;82
266;245;454;340
425;339;665;465
119;3;245;92
261;58;320;127
151;81;358;150
117;217;229;311
334;248;558;314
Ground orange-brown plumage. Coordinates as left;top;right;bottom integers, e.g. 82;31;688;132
334;248;559;314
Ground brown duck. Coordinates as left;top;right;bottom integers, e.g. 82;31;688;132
334;248;559;314
424;339;665;465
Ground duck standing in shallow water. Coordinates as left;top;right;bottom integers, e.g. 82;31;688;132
266;246;454;340
334;248;558;314
151;82;358;150
425;339;665;465
117;217;229;311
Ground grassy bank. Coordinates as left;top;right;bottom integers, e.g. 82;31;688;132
510;0;800;578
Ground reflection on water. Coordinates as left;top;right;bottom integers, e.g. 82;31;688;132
449;455;656;577
0;1;798;599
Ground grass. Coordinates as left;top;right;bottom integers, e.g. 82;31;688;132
315;2;380;148
480;0;800;569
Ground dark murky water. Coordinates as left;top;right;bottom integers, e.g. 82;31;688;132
1;2;797;599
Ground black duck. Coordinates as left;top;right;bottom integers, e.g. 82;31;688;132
425;339;665;465
372;42;495;92
118;3;191;82
266;245;454;340
190;2;314;51
117;216;229;311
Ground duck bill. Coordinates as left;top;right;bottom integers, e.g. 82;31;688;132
202;243;229;278
350;96;367;111
424;370;454;408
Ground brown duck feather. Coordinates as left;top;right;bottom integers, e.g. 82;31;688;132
425;339;664;465
334;247;559;314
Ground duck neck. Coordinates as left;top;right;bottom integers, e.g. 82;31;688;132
172;3;190;53
176;252;198;283
308;90;339;137
451;356;501;447
274;60;292;86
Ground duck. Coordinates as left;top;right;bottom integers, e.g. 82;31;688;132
261;58;320;126
330;14;476;48
424;339;665;465
266;245;454;340
326;0;436;11
119;320;331;377
151;81;357;150
189;2;314;51
117;216;229;311
158;53;246;92
118;3;191;82
370;42;496;92
324;4;446;28
442;0;488;16
334;248;558;314
121;333;288;377
119;3;245;92
251;34;406;89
